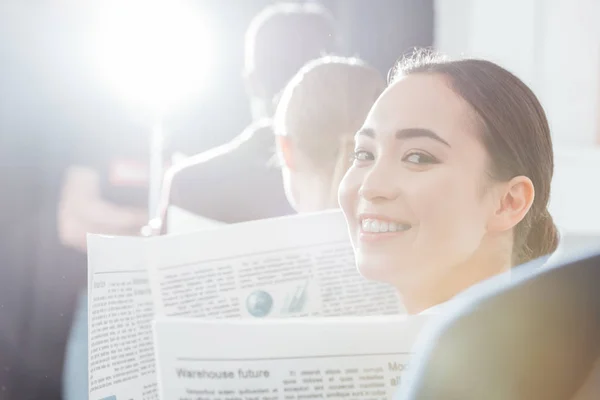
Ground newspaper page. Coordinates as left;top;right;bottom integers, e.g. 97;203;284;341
88;211;403;400
148;210;404;318
88;235;158;400
154;316;430;400
167;205;224;234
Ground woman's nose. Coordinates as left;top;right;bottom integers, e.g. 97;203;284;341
358;163;400;202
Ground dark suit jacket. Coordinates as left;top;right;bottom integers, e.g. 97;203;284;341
157;120;294;232
397;248;600;400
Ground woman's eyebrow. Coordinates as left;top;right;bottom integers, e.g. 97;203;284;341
355;127;451;148
395;128;451;147
355;128;375;138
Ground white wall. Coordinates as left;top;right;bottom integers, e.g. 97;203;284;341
550;149;600;234
538;0;600;147
435;0;600;251
435;0;600;147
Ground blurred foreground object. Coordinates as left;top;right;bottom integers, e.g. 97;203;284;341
397;249;600;400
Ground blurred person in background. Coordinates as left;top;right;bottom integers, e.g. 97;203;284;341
63;2;339;398
153;1;338;231
338;51;559;315
0;4;147;400
274;56;385;212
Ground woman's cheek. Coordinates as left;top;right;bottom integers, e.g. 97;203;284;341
338;169;360;222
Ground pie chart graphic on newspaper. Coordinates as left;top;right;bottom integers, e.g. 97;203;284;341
246;290;274;318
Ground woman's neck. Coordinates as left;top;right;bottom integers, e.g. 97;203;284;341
295;174;338;212
399;248;511;315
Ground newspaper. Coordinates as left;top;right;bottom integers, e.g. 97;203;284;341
153;316;429;400
148;210;403;318
87;235;158;400
87;210;404;400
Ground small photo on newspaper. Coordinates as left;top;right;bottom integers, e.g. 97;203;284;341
153;316;430;400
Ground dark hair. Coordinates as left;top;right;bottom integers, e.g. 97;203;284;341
274;56;385;207
244;2;338;102
389;49;559;265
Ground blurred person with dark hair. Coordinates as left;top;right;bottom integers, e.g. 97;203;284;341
153;1;338;231
0;4;147;400
61;3;339;399
273;56;385;212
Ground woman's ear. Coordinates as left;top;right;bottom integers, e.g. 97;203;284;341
487;176;535;232
275;135;295;170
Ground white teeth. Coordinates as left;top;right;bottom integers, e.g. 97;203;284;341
361;218;410;233
379;222;388;232
362;219;370;231
371;219;380;231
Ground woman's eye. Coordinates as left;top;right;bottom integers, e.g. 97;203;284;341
403;151;438;165
352;150;375;162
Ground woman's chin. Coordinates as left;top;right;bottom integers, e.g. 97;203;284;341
356;252;420;289
356;257;404;286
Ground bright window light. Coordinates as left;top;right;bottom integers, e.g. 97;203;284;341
89;0;213;116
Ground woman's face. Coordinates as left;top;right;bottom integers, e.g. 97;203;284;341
339;73;497;289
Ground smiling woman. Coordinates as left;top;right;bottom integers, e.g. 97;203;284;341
338;50;559;314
